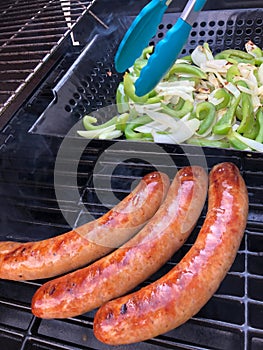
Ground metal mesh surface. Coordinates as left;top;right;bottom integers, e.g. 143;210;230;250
0;142;262;350
30;8;263;137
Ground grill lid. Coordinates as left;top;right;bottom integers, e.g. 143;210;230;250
0;0;95;129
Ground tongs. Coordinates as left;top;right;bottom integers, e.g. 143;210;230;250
115;0;207;96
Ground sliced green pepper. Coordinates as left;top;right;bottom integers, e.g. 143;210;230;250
237;92;256;137
187;137;229;148
215;49;254;64
235;105;243;121
83;113;129;133
167;63;207;80
171;97;185;111
83;115;117;131
123;73;149;103
250;46;263;58
226;65;241;83
178;55;193;63
146;95;162;104
214;88;231;110
255;108;263;143
133;58;148;76
141;45;154;59
254;57;263;66
124;115;153;140
161;100;193;119
228;131;249;150
115;113;129;131
213;94;241;135
195;101;216;135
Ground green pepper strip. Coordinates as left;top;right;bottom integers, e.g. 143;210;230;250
115;113;129;131
141;46;154;59
178;55;193;63
173;98;185;111
214;88;231;110
255;108;263;143
226;65;241;83
215;49;254;62
237;92;256;136
251;47;263;58
83;115;117;131
213;94;241;135
234;80;259;139
133;58;148;76
161;100;193;119
254;57;263;66
146;96;162;104
124;115;153;140
123;73;149;103
228;132;249;150
195;101;216;135
83;113;129;132
167;63;207;80
235;105;243;121
187;137;229;149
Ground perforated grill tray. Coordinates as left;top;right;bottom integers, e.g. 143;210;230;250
30;8;263;136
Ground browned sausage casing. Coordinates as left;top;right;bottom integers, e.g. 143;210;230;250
0;171;169;280
93;162;248;345
31;166;207;319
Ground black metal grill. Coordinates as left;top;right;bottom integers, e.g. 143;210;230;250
0;0;95;129
0;1;262;349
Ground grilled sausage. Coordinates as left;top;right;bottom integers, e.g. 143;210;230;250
31;166;208;319
0;171;169;280
93;162;248;345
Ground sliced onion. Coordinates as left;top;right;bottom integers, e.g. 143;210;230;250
171;118;200;138
200;59;229;74
133;103;162;115
191;44;214;67
152;132;176;144
224;82;241;99
252;95;261;110
237;84;254;95
99;129;123;140
153;118;200;144
146;110;180;129
245;41;261;57
134;121;167;133
208;89;224;106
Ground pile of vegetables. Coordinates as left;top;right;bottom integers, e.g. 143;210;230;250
78;41;263;152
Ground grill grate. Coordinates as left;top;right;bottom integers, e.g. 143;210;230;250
0;0;95;129
0;140;262;350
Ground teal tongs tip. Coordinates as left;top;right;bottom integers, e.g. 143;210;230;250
114;0;169;73
115;0;207;96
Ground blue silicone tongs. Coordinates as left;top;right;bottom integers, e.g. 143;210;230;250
115;0;207;96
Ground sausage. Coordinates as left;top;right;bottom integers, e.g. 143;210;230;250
0;171;169;280
31;166;208;319
93;162;249;345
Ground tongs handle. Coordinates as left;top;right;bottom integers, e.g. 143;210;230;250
115;0;170;73
135;0;207;96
